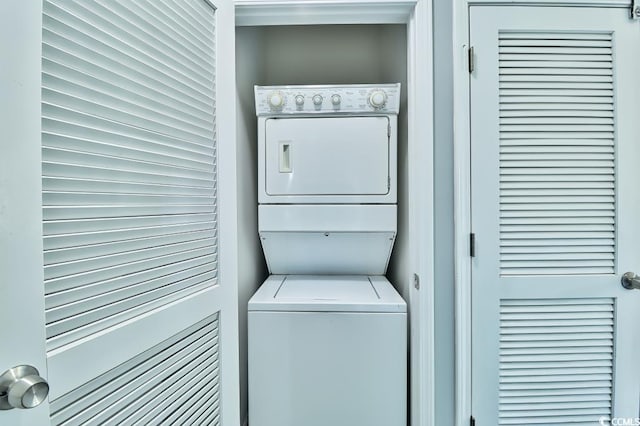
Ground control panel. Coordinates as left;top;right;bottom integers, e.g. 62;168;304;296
255;84;401;116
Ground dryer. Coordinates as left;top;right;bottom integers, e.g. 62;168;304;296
256;84;398;205
248;84;406;426
255;84;401;275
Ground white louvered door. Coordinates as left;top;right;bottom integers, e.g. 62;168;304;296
2;0;238;424
470;7;640;425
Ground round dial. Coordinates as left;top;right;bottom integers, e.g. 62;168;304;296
268;92;285;109
368;90;388;109
312;94;323;106
294;95;305;106
331;94;341;105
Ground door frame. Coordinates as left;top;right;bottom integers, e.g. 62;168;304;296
452;1;635;426
216;0;241;423
234;1;435;425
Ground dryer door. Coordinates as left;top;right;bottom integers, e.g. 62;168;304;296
264;116;390;196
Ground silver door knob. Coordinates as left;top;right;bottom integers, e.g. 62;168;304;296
0;365;49;410
621;272;640;290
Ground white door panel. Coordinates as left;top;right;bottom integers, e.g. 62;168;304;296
470;7;640;425
264;116;390;196
2;0;239;424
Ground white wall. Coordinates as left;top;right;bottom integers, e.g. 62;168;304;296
235;24;408;425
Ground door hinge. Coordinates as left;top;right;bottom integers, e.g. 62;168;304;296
633;0;640;19
470;415;476;426
468;46;475;73
413;273;420;290
388;176;391;191
470;233;476;257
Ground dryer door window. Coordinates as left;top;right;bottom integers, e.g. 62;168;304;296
264;116;390;196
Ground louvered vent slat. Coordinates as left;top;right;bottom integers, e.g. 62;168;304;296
498;31;615;276
49;314;221;426
42;0;217;351
498;299;614;425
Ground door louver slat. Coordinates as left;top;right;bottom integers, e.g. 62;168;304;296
42;0;217;351
499;299;614;425
498;32;615;276
49;314;221;426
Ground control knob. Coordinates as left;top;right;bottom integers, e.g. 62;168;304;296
294;95;305;107
268;92;285;109
331;94;341;106
312;94;323;106
368;90;388;109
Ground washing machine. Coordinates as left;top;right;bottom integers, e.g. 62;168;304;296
248;84;406;426
248;275;406;426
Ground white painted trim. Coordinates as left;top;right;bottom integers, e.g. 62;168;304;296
233;2;435;425
216;0;241;424
407;2;435;426
452;2;472;426
235;0;415;25
467;0;628;5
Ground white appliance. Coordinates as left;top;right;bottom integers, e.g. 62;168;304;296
248;84;406;426
256;85;398;205
256;83;400;275
249;275;406;426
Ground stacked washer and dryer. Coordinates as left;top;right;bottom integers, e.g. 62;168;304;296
248;84;406;426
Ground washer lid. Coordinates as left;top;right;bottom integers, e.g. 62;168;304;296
248;275;406;313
